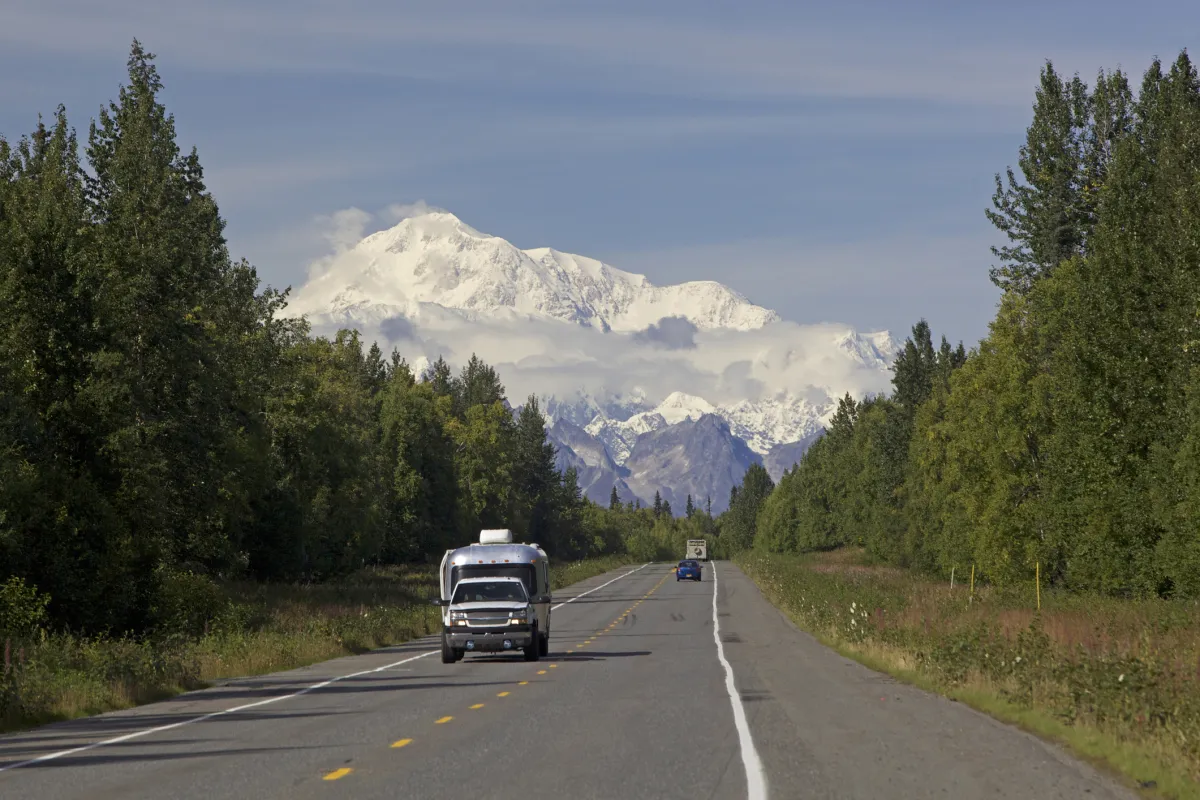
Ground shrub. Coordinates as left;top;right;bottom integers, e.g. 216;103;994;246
0;577;50;637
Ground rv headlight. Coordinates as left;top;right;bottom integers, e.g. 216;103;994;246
509;609;528;621
450;610;467;621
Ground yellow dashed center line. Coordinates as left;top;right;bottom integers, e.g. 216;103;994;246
537;670;547;675
323;768;353;781
549;664;557;669
391;739;412;749
497;691;510;697
519;681;529;685
469;704;484;710
435;716;453;724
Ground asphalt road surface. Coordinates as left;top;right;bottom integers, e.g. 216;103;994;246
0;562;1135;799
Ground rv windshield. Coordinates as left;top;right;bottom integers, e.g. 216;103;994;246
452;581;529;604
452;563;536;596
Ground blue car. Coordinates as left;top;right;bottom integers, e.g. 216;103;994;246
676;559;702;581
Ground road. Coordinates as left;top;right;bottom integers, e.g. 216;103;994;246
0;561;1134;799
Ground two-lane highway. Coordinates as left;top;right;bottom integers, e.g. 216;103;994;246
0;562;1135;799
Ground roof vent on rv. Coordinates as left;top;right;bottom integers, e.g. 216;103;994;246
479;529;514;545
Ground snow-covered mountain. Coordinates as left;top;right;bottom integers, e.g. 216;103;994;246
290;207;902;512
289;211;779;333
581;391;833;462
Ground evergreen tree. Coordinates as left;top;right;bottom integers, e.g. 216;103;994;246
423;356;454;397
83;41;272;618
722;464;774;552
653;490;663;518
662;499;673;518
986;62;1089;294
686;494;695;518
455;354;505;414
892;320;938;410
363;342;386;396
512;395;558;547
609;486;620;510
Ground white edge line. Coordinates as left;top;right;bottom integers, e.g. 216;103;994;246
712;561;768;800
1;561;652;774
551;562;649;610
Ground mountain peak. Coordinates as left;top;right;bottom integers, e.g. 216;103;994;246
290;210;780;333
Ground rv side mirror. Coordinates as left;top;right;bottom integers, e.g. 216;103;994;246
431;598;447;607
533;594;551;604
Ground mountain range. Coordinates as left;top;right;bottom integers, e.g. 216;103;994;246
288;209;901;514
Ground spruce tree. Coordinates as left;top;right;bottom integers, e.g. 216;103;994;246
653;490;663;517
84;40;266;610
892;320;938;410
609;485;620;510
512;395;558;543
986;62;1088;294
686;494;695;518
423;356;454;397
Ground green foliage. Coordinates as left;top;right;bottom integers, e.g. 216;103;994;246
719;463;773;553
147;568;228;639
0;577;51;637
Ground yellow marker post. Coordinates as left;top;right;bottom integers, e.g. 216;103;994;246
324;768;353;781
970;564;975;596
1036;561;1041;611
391;739;412;749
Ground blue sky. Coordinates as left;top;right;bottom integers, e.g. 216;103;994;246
1;0;1193;346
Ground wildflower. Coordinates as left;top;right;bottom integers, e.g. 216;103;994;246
1118;674;1125;683
1014;656;1021;664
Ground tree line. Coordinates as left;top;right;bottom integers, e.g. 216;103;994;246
0;43;709;637
732;52;1200;598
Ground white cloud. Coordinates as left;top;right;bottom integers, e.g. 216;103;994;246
382;200;446;223
297;298;897;414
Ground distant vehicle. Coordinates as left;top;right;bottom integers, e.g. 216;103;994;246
435;576;541;662
686;539;708;561
676;559;702;581
435;529;552;663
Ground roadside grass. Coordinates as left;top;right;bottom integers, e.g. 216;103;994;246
0;555;634;734
736;549;1200;800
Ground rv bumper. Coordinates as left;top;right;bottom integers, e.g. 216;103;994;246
447;627;534;652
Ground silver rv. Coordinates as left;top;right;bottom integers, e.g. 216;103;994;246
434;529;552;663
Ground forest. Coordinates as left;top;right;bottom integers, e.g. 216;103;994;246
740;51;1200;599
0;43;719;643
